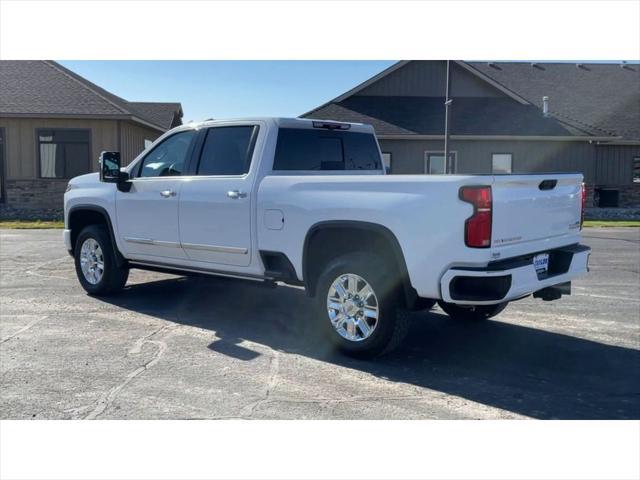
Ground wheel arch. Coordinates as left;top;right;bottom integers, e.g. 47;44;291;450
302;220;418;308
67;205;126;266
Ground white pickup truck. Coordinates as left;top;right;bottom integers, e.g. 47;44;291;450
64;118;590;357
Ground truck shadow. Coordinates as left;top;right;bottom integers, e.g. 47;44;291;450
99;275;640;420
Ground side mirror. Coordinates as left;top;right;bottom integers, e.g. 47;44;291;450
100;151;121;183
99;151;131;192
384;166;391;174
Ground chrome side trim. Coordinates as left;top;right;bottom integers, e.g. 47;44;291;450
124;237;181;248
124;236;154;245
154;240;182;248
181;242;248;255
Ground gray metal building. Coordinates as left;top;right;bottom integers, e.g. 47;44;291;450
302;61;640;208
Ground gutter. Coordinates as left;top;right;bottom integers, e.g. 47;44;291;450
376;134;623;142
0;112;166;133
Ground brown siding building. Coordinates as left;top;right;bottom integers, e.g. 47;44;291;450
0;61;183;218
303;61;640;209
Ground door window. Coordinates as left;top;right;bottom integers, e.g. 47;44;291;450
196;126;258;176
137;130;196;178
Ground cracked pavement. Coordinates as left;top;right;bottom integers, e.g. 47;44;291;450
1;228;639;419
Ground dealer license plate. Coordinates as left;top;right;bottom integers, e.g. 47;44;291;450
533;253;550;275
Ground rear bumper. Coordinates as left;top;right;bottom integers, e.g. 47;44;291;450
440;244;590;305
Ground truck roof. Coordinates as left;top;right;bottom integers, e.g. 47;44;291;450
185;117;375;134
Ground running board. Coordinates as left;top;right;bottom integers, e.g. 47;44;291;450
128;260;273;283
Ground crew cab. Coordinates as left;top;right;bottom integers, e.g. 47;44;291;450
64;118;590;357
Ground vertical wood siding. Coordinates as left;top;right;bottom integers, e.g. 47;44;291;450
0;117;118;179
595;144;640;185
120;121;162;165
378;139;597;183
357;61;504;98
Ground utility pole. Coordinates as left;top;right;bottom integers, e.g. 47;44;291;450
443;60;453;173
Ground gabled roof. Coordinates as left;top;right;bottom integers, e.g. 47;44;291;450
467;62;640;141
307;96;580;137
0;60;183;131
302;60;637;140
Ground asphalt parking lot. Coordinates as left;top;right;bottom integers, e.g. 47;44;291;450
1;228;638;420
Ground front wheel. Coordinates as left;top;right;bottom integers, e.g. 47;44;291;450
437;301;508;321
314;252;410;358
74;224;129;296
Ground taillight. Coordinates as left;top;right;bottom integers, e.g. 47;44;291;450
580;182;586;230
460;186;492;248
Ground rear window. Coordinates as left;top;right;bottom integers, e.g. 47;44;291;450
273;128;381;171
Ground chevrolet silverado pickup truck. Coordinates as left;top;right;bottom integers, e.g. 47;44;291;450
64;118;590;357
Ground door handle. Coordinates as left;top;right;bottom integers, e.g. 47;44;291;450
227;190;247;199
160;190;176;198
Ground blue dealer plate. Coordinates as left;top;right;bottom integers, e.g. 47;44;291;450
533;253;550;274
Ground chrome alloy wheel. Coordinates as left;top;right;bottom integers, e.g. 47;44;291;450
326;273;379;342
79;238;104;285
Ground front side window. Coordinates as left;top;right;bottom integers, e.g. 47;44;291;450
633;156;640;183
137;130;196;178
425;152;456;174
273;128;381;171
38;129;90;178
492;153;513;174
196;126;258;176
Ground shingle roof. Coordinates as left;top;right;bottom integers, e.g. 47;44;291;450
306;96;581;137
0;60;182;131
302;61;638;140
467;62;640;141
128;102;183;130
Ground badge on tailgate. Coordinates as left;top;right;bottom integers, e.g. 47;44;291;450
533;253;550;275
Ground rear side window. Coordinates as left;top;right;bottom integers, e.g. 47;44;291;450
197;126;258;176
273;128;381;171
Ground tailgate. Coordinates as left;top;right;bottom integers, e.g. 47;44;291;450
491;174;583;248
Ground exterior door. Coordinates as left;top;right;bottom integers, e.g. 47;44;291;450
178;125;259;267
116;129;197;260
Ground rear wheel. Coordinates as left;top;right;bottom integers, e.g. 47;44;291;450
437;301;508;321
74;225;128;296
314;252;409;358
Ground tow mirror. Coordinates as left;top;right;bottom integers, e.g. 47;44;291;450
99;151;131;192
100;151;121;182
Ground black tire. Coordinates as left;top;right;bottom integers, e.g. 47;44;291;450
313;252;409;358
74;224;129;296
437;300;508;321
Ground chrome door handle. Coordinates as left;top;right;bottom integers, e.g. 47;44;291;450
227;190;247;199
160;190;176;198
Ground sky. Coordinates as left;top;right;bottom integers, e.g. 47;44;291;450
58;61;396;123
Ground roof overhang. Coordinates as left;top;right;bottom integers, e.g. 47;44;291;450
0;112;166;132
